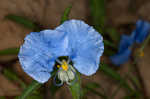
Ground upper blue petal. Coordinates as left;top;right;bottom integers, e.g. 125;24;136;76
133;20;150;43
18;30;69;83
56;20;104;75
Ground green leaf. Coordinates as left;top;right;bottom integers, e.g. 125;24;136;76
5;14;40;31
0;48;19;55
83;82;107;99
89;0;105;32
60;5;72;24
100;63;133;93
3;68;26;89
17;80;42;99
69;72;82;99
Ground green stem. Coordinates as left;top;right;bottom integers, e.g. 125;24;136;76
69;72;82;99
139;34;150;52
17;80;41;99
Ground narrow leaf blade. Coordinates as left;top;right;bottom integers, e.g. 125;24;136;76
100;63;133;93
89;0;105;31
84;82;107;99
60;5;72;24
17;80;41;99
5;14;39;31
0;48;19;55
3;69;26;89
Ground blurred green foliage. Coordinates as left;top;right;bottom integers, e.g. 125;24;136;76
89;0;105;32
17;80;42;99
83;82;107;99
105;28;120;43
100;63;133;93
5;14;40;31
0;48;19;55
3;69;26;89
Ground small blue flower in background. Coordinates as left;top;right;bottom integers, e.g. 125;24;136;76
110;20;150;66
18;19;104;84
110;35;133;65
132;20;150;43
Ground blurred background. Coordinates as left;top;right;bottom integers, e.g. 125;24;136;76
0;0;150;99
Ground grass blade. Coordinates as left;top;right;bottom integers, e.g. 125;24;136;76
89;0;105;32
83;82;107;99
17;80;41;99
3;68;26;89
0;48;19;55
100;63;133;93
60;5;72;24
5;14;40;31
104;39;117;49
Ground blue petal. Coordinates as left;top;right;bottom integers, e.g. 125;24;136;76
118;34;134;53
110;34;133;66
110;49;131;66
110;20;150;66
18;30;69;83
133;20;150;43
56;20;104;75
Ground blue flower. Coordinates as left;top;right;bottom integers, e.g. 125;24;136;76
110;20;150;66
132;20;150;43
110;35;133;65
18;20;104;84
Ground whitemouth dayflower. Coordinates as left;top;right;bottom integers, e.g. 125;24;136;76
18;20;104;85
110;20;150;66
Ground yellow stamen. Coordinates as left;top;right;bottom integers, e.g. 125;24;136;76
61;60;68;71
139;51;144;57
57;65;61;68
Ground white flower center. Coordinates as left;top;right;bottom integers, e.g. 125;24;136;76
54;59;76;86
58;64;75;85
